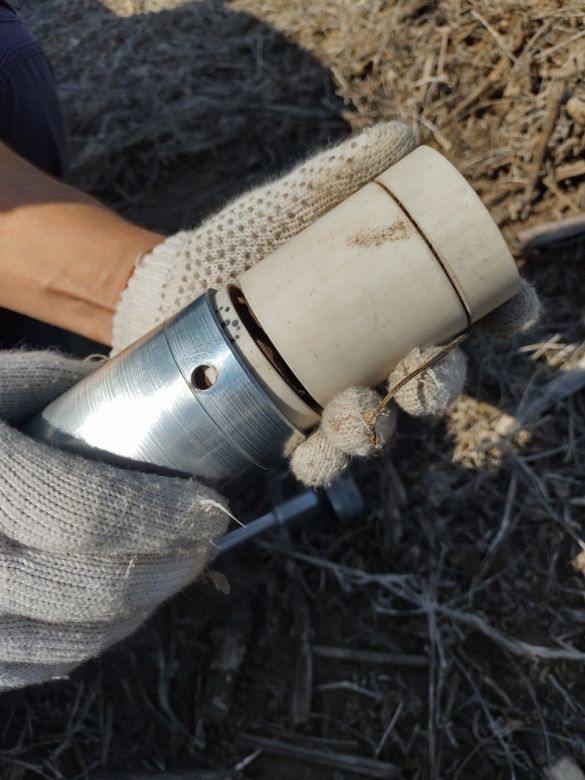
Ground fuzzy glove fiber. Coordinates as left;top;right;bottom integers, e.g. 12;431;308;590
114;121;540;486
0;351;228;691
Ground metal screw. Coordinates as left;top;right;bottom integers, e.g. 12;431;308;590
212;472;364;559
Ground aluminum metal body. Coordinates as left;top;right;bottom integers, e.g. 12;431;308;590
24;292;297;482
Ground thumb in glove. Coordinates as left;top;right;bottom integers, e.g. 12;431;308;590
0;350;229;690
289;279;541;487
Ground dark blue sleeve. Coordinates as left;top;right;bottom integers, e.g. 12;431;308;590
0;8;69;179
0;7;92;352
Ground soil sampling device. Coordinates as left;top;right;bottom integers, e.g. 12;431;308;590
24;146;520;484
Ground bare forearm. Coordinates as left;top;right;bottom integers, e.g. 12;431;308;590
0;143;164;344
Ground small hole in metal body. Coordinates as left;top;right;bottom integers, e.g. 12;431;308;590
191;364;218;390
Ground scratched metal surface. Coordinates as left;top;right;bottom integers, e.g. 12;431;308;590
25;293;296;482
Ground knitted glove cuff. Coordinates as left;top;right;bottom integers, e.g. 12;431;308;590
113;233;187;352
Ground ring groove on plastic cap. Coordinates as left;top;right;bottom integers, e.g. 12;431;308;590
375;178;472;326
375;145;520;323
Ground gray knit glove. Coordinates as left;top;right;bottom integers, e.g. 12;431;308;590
113;121;540;487
0;351;228;691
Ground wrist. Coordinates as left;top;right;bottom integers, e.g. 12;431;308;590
0;142;165;345
0;211;164;346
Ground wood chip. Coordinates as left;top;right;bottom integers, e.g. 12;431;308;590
566;96;585;127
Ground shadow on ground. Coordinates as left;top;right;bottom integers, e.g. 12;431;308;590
1;0;348;353
18;0;350;232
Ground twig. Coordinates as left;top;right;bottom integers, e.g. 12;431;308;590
519;214;585;251
440;608;585;662
481;471;519;568
274;547;418;598
452;652;520;776
374;700;404;759
542;173;582;215
451;56;508;119
312;644;427;667
364;335;467;434
516;353;585;425
239;735;401;778
293;552;585;662
524;79;566;205
288;563;313;727
554;161;585;181
534;28;585;60
419;116;452;150
470;10;517;62
315;681;383;701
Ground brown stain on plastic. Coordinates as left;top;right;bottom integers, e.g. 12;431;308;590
347;219;412;248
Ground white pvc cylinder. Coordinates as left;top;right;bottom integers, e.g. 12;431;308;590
239;146;520;410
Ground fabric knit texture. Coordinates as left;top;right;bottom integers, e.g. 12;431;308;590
1;661;77;691
477;279;541;336
321;386;396;456
388;345;468;418
0;350;97;425
112;121;416;353
0;350;228;690
290;429;349;488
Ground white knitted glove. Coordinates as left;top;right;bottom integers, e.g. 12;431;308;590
114;122;540;487
0;351;228;691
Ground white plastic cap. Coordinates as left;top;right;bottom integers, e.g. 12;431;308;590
376;146;519;322
238;145;520;415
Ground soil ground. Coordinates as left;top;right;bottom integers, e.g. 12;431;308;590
2;1;585;778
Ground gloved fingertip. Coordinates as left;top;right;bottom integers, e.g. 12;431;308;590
478;279;541;336
0;350;98;424
0;660;76;691
322;386;396;456
0;420;230;555
389;346;467;418
290;429;349;488
358;119;416;148
345;120;416;172
283;429;307;459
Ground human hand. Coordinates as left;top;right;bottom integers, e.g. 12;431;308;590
0;142;163;345
288;282;539;486
113;122;539;487
0;350;228;690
